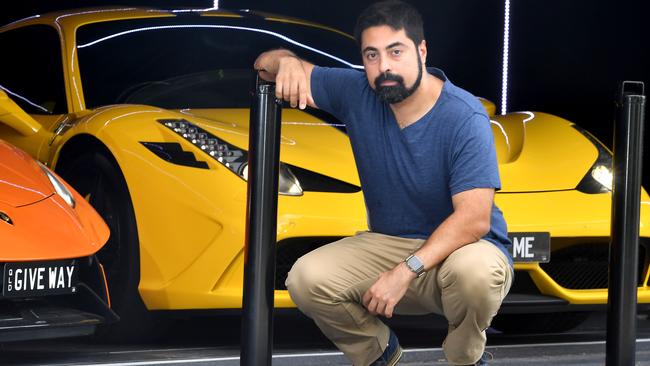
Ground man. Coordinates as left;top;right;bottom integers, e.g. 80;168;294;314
254;1;513;365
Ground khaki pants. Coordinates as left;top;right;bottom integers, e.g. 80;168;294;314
286;231;513;366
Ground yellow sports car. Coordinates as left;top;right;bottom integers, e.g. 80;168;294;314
0;7;648;338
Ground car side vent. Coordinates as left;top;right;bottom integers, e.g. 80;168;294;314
0;212;13;225
288;165;361;193
141;142;209;169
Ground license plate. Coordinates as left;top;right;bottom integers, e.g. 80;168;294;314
506;232;551;263
2;260;78;298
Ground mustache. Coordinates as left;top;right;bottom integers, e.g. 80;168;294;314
374;72;405;88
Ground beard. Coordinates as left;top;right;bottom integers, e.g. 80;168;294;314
374;54;423;104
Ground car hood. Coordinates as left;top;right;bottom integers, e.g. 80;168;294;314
183;109;598;193
492;112;599;192
0;140;53;206
0;195;109;261
178;108;361;186
91;106;597;194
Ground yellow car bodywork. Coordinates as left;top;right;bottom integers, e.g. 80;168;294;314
1;7;649;321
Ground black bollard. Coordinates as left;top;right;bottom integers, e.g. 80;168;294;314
241;74;282;366
606;81;645;366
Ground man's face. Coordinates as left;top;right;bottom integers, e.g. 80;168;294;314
360;25;425;104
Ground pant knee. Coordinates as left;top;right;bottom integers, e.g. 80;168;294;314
440;259;508;306
285;255;331;313
441;262;508;333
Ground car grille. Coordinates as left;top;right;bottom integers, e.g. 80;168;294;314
275;237;345;290
508;271;541;295
539;238;648;289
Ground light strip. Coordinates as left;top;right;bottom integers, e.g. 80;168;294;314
490;120;510;155
170;8;217;13
77;24;363;69
0;84;49;113
0;178;48;197
501;0;511;115
282;121;346;127
54;8;138;22
519;111;535;123
2;14;40;28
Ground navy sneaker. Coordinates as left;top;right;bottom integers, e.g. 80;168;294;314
370;329;403;366
464;351;493;365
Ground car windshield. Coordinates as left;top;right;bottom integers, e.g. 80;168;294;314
76;16;362;109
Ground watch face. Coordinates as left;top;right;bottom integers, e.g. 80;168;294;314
407;255;424;273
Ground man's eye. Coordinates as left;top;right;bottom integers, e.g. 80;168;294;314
366;52;377;60
392;49;402;56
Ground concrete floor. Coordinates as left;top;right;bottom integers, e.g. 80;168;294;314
1;310;649;365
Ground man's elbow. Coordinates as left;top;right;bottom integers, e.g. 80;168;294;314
470;217;491;241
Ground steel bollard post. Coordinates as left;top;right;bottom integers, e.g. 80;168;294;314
241;74;282;366
606;81;645;365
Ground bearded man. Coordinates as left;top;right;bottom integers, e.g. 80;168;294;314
254;1;513;365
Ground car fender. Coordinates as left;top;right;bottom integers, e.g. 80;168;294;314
492;111;599;192
49;105;250;298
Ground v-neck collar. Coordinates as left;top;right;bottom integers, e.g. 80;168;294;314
385;67;449;132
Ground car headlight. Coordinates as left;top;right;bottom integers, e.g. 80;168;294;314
238;162;303;196
590;165;613;191
573;125;613;193
38;163;76;208
159;119;303;196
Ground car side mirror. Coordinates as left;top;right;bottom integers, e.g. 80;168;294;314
0;89;42;136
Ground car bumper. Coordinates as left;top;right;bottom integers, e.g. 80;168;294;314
138;180;650;310
0;302;106;342
0;256;118;342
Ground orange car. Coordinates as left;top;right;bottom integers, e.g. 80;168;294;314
0;138;115;342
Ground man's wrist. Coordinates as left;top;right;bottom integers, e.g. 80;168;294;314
397;261;418;280
280;54;302;67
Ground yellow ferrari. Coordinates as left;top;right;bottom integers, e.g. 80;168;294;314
0;6;648;338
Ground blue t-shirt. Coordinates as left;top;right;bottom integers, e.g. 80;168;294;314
311;66;512;264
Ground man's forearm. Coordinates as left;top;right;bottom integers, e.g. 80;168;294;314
370;207;490;315
413;209;490;271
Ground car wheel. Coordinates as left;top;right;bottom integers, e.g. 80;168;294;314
58;150;168;341
491;311;591;334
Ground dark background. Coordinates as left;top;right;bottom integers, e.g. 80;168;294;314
2;0;648;187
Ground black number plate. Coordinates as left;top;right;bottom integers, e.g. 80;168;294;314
2;259;78;298
506;232;551;263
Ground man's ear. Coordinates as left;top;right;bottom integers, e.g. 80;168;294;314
419;40;427;64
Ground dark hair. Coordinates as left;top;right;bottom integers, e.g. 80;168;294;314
353;0;425;46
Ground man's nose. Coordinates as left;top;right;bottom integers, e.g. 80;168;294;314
379;55;391;74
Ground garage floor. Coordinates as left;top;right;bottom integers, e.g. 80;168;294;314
1;311;649;365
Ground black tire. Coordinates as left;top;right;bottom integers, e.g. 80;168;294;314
58;150;167;342
491;311;591;334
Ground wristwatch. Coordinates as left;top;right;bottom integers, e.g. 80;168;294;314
404;254;426;278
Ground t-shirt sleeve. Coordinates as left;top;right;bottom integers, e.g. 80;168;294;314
311;66;364;121
448;113;502;195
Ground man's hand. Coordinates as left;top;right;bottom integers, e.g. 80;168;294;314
254;49;315;109
275;56;314;109
362;263;416;318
